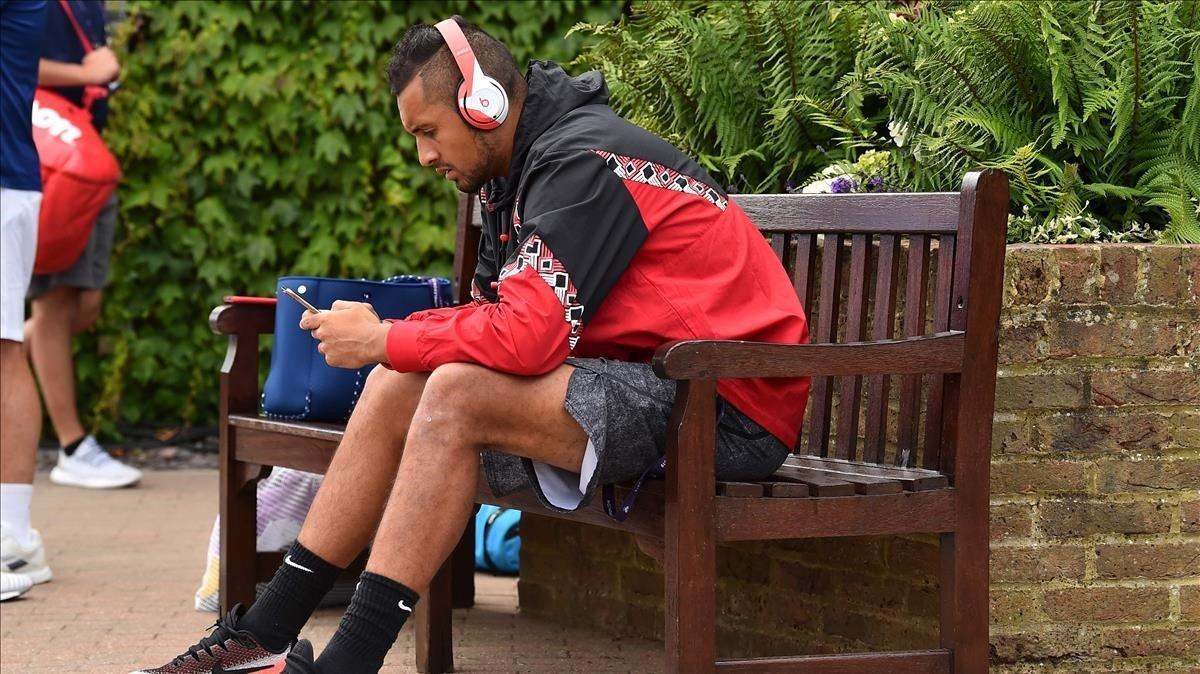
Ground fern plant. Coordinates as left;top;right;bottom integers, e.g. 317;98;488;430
571;1;861;191
577;0;1200;243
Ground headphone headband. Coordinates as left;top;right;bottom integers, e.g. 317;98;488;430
434;18;477;93
432;17;508;130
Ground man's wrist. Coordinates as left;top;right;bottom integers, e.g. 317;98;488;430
371;322;392;364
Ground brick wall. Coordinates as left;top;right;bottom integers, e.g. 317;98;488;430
517;244;1200;672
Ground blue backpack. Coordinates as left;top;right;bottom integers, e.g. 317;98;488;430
474;505;520;574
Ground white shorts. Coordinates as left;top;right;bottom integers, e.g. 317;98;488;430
1;188;41;342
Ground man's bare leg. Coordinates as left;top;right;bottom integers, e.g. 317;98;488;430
25;286;86;446
0;340;42;544
305;362;587;672
295;367;431;566
367;362;586;591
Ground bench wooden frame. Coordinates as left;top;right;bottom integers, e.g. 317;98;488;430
210;170;1008;673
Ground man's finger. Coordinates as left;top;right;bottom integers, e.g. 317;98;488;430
330;300;359;311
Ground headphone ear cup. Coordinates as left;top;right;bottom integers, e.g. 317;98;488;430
457;77;508;130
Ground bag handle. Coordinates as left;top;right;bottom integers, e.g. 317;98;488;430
58;0;110;110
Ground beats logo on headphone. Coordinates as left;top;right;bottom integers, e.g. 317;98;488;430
435;18;509;130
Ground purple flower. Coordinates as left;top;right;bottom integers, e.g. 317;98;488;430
866;176;884;192
830;176;857;193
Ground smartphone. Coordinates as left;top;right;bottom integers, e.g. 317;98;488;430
282;287;321;314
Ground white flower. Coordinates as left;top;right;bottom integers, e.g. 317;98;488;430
801;177;835;194
888;119;909;147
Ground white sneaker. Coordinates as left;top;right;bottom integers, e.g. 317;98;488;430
0;525;52;584
0;571;33;601
49;435;142;489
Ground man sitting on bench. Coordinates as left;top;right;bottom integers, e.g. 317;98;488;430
134;16;809;674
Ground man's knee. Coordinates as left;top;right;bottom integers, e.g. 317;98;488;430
72;290;103;333
357;366;428;413
407;363;488;445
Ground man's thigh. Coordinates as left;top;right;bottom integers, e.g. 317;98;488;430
418;362;587;473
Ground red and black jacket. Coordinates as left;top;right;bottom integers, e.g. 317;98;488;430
387;61;810;447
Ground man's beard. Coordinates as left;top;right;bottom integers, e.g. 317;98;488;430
455;133;500;193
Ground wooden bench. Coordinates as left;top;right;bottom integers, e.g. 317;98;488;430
209;170;1008;673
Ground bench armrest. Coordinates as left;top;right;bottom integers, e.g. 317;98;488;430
209;298;276;336
652;331;965;380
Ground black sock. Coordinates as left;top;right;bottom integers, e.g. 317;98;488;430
239;542;343;651
62;436;85;457
314;571;420;674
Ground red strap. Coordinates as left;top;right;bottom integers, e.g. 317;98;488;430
58;0;94;54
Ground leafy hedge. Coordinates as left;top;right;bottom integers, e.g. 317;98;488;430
573;0;1200;243
82;0;621;434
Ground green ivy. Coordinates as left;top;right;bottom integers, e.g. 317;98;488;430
80;0;622;436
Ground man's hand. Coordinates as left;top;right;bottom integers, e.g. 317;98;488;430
80;47;120;85
299;300;390;369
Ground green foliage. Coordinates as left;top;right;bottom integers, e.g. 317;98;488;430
577;0;1200;243
570;0;861;191
81;0;621;435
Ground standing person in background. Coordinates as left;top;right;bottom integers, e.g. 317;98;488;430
24;0;141;490
0;0;48;603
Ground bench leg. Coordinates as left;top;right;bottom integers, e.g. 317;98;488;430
219;454;267;614
452;507;477;609
415;522;461;673
940;530;989;673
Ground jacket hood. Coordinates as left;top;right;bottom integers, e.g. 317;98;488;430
485;61;609;210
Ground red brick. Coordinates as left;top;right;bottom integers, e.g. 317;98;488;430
991;588;1046;626
1038;500;1172;537
994;373;1087;411
991;545;1086;582
1049;315;1192;359
998;320;1050;365
1144;246;1186;305
1006;246;1055;305
991;503;1035;541
992;460;1088;495
1182;585;1200;621
1185;245;1200;305
1095;542;1200;579
1037;412;1171;455
1100;245;1140;305
1043;586;1170;622
1096;458;1200;493
1092;369;1200;406
885;536;939;576
990;626;1091;663
992;415;1037;455
1052;245;1102;304
1177;410;1200;449
1095;626;1200;657
1183;500;1200;533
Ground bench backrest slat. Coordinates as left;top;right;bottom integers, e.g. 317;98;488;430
806;232;844;457
862;234;901;463
922;234;958;469
454;174;1008;473
834;234;872;460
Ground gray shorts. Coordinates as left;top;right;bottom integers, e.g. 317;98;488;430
481;357;790;513
28;194;118;297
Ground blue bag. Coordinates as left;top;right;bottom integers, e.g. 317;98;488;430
261;275;453;422
475;505;521;574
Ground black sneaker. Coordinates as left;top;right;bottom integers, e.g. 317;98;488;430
129;604;291;674
282;640;319;673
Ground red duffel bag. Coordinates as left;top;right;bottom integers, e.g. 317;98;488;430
31;88;120;274
30;0;121;275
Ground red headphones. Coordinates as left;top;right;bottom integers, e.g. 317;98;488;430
434;18;509;130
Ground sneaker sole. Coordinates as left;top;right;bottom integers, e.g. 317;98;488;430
20;566;52;584
0;589;28;601
49;466;141;489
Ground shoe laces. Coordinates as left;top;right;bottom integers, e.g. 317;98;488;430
74;441;120;468
174;606;257;664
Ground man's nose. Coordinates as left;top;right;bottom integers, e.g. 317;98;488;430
416;140;438;167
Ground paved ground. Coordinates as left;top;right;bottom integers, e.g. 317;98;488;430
0;471;658;673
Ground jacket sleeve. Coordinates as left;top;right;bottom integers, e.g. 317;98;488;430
384;150;645;375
